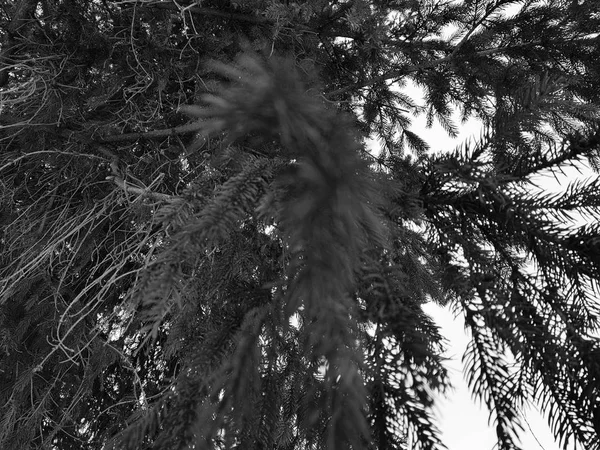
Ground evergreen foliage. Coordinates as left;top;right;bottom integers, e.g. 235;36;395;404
0;1;599;449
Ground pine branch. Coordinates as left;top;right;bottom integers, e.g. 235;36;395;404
449;0;508;59
326;47;510;97
326;38;596;98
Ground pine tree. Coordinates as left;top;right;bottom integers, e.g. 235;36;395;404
1;1;599;449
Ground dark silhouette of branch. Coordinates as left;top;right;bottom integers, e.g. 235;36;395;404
325;42;558;98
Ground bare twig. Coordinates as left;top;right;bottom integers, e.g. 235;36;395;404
106;175;174;202
0;150;104;174
137;1;268;24
0;0;41;87
97;120;204;143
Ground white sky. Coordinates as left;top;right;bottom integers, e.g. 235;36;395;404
425;303;562;450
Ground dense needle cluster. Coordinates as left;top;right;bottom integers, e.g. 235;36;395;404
0;1;599;450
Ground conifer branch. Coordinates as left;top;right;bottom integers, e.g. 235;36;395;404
326;38;596;98
449;0;507;59
326;47;505;97
3;1;600;448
